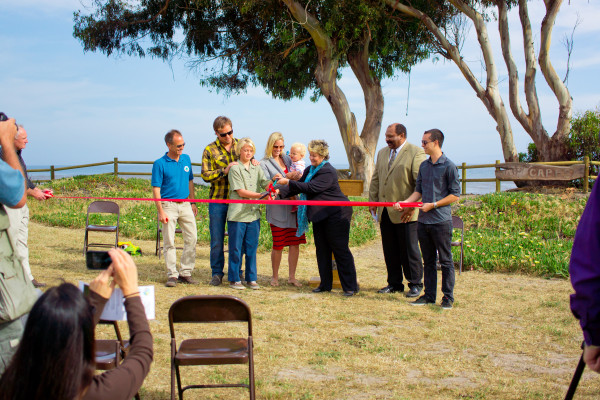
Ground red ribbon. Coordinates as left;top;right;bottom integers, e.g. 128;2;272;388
53;196;423;208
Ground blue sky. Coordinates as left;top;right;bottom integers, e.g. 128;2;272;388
1;0;599;168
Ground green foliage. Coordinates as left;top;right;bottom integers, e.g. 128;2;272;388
29;175;377;250
453;192;586;278
73;0;444;101
568;108;600;164
518;142;538;163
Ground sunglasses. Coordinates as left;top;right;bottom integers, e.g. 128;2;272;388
421;140;434;146
175;143;185;148
273;145;284;149
218;129;234;138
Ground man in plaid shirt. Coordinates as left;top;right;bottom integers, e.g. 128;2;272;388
201;116;240;285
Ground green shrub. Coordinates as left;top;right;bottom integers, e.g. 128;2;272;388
452;192;586;277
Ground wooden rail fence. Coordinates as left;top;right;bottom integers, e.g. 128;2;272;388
29;157;599;194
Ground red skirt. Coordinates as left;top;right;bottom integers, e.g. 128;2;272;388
270;224;306;250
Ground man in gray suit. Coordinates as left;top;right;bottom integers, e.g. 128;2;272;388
369;123;426;297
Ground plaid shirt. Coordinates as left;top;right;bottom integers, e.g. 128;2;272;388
201;138;239;199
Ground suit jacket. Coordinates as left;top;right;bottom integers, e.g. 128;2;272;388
281;163;351;224
368;141;426;224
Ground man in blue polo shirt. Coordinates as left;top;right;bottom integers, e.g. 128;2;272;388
395;129;460;309
152;129;198;287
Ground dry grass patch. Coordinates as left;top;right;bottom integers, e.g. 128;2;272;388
27;222;600;399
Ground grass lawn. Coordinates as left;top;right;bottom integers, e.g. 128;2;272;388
27;218;600;399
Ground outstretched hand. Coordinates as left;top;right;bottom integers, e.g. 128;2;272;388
108;248;139;297
89;266;115;300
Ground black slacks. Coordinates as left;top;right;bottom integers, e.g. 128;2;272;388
380;208;423;290
312;212;358;292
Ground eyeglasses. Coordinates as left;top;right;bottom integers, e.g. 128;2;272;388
421;140;434;146
273;145;284;149
175;143;185;148
218;129;234;138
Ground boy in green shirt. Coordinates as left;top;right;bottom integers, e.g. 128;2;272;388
227;138;273;290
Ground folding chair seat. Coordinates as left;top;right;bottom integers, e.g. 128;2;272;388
169;295;255;400
95;339;121;370
84;201;120;255
451;216;464;274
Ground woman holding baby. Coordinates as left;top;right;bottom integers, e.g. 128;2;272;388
260;132;307;287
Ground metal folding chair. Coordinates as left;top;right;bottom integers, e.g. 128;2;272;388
451;216;464;274
83;201;119;255
169;295;255;400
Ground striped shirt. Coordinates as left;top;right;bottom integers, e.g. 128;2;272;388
201;138;239;199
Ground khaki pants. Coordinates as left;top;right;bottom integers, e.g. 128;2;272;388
5;205;32;281
162;202;197;278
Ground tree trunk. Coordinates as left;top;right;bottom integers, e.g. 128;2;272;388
281;0;382;192
347;37;384;192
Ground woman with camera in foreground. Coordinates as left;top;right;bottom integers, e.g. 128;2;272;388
0;249;153;400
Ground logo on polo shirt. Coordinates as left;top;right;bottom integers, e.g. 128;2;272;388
184;166;190;172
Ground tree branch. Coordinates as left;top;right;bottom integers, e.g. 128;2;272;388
497;0;531;133
539;0;572;139
386;0;491;114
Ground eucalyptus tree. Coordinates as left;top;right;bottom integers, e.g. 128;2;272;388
385;0;574;163
74;0;442;188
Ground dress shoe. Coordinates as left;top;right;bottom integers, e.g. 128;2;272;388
312;287;331;293
178;275;198;284
209;275;223;286
31;279;46;288
405;286;422;298
165;277;177;287
377;285;402;294
342;291;356;297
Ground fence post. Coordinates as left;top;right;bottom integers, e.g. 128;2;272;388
50;165;55;181
114;157;118;177
495;160;501;193
584;156;590;193
461;162;466;195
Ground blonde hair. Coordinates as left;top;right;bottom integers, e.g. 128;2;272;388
290;142;307;157
307;139;329;160
264;132;284;159
236;137;256;154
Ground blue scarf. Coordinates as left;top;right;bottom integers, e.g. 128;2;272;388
296;160;328;237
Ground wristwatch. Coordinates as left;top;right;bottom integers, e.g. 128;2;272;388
433;202;438;209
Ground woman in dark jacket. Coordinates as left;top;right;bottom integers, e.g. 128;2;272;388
0;249;153;400
276;139;359;296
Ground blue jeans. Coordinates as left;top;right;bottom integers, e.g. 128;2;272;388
209;203;228;277
418;220;455;302
227;220;259;283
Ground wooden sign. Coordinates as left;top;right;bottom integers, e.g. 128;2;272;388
495;163;585;181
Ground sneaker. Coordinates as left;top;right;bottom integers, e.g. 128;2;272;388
209;275;223;286
230;281;245;290
247;281;260;290
178;275;198;284
440;297;454;309
165;277;178;288
410;295;435;306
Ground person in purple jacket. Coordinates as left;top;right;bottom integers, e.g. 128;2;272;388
570;155;600;373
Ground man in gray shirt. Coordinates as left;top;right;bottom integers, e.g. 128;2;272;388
395;129;460;309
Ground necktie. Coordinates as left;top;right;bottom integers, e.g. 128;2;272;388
388;148;397;169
